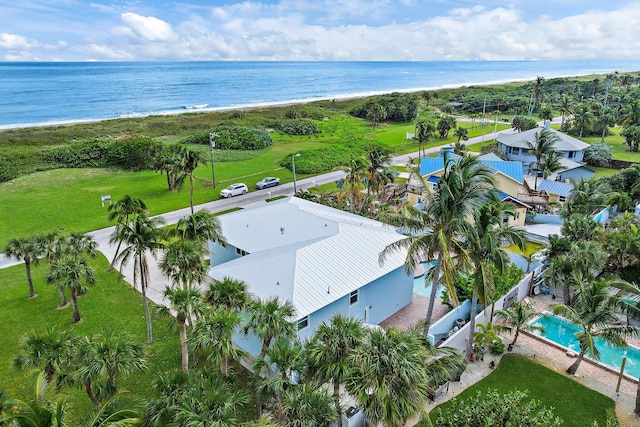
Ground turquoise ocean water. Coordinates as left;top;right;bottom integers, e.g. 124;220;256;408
2;60;640;129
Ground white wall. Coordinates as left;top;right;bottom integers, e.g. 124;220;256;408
438;269;539;352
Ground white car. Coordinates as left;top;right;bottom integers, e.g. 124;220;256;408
220;183;248;198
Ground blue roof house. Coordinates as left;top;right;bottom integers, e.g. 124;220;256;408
207;197;412;357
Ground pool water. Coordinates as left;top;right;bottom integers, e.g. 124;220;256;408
531;313;640;379
413;261;445;298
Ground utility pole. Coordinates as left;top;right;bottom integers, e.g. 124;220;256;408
481;95;487;145
601;80;611;143
209;132;218;187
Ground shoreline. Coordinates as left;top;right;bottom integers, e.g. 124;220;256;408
1;69;633;132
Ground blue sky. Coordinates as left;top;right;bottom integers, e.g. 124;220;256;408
1;0;640;61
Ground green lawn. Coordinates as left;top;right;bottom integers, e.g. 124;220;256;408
583;127;640;163
429;354;616;427
0;256;181;417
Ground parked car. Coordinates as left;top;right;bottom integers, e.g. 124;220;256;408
220;183;248;198
255;177;280;189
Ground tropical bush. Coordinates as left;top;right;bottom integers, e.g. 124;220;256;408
584;143;612;167
178;124;273;150
278;119;321;135
350;92;420;122
433;389;562;426
44;137;161;170
0;157;18;182
278;141;391;174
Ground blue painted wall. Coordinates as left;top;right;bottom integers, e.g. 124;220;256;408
232;266;413;357
559;167;594;183
209;241;240;266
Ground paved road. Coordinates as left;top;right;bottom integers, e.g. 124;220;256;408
0;126;515;305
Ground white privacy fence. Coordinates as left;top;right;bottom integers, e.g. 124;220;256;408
436;266;542;353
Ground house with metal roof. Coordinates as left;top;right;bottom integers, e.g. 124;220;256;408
496;125;594;182
207;197;412;356
407;147;529;226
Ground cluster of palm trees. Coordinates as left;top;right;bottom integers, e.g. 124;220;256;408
381;153;526;362
4;231;100;323
6;327;147;424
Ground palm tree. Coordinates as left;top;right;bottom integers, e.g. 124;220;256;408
620;99;640;128
158;286;205;373
340;157;366;213
364;144;392;197
365;102;386;128
415;118;436;160
204;276;251;312
159;239;208;290
345;326;462;426
563;178;607;218
544;240;606;306
463;200;526;361
573;101;595;139
12;326;77;383
4;234;43;298
526;128;560;189
175;147;208;215
172;374;251;427
558;94;575;132
494;301;545;349
106;195;147;272
381;154;495;336
453;126;469;143
244;297;296;358
553;272;640;375
1;373;67;427
279;384;338;427
111;214;165;344
539;149;565;180
42;232;98;308
528;76;545;116
305;314;365;427
46;255;96;323
71;331;147;407
171;210;226;246
190;308;246;376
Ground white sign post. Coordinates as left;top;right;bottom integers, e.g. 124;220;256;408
101;195;111;207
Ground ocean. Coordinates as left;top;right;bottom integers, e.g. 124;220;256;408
1;60;640;130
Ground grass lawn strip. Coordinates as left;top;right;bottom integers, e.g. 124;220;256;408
432;354;615;427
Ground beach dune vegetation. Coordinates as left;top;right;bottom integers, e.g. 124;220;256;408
178;124;273;150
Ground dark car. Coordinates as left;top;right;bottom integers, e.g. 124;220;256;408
255;177;280;189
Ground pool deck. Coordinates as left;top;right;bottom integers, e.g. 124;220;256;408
381;288;640;426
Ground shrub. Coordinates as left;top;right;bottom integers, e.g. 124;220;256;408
44;137;161;170
0;157;18;182
433;389;562;426
350;92;420;122
279;142;390;174
178;124;273;150
278;119;321;136
583;143;612;167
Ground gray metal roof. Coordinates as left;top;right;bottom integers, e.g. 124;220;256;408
536;179;574;197
209;197;407;320
497;127;589;151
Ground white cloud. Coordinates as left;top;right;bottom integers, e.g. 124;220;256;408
120;12;177;42
3;1;640;61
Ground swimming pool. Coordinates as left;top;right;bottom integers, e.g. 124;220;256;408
530;313;640;379
413;261;444;298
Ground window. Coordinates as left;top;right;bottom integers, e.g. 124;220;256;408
297;316;309;331
568;151;575;159
508;147;519;155
558;196;567;203
235;247;248;256
350;290;359;305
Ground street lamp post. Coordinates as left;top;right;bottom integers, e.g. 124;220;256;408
292;153;301;194
209;132;218;187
